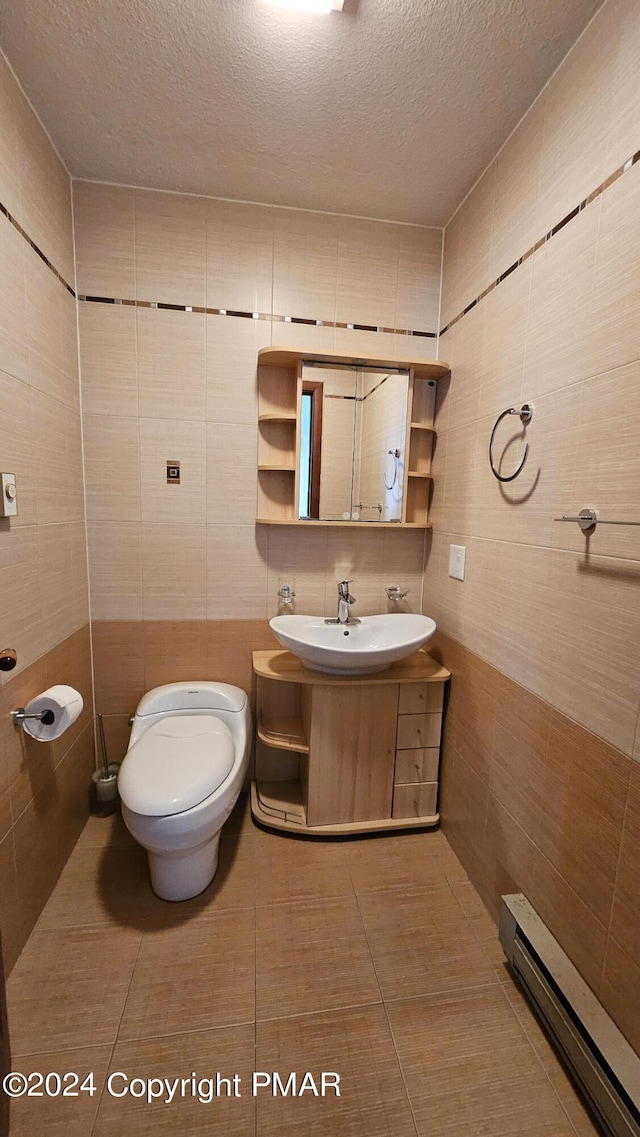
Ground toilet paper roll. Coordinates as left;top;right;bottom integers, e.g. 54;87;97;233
22;685;83;742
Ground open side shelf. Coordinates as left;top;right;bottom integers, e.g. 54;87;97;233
257;347;449;527
257;716;309;754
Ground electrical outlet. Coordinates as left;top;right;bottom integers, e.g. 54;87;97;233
448;544;466;581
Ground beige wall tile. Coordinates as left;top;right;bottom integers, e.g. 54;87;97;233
336;216;399;328
538;711;631;927
479;258;532;419
206;422;257;525
31;391;84;523
0;214;28;384
92;621;145;715
275;318;335;353
488;95;545;282
83;414;140;521
73;181;135;298
273;208;338;323
395;225;442;332
607;761;640;963
587;160;640;377
604;0;640;172
36;522;89;653
14;90;74;284
529;851;609;994
535;9;616;237
135;188;206;306
207;524;268;620
78;303;138;417
0;53;21;220
439;214;460;329
266;524;328;617
206;311;270;425
523;200;600;400
600;936;640;1055
136;307;205;421
141;523;207;620
455;163;496;314
326;526;385;617
87;521;143;621
24;252;75;409
0;369;36;526
0;525;44;674
571;360;640;561
139;416;206;524
207;197;273;313
444;302;484;430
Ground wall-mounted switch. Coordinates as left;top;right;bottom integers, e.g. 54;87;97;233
448;543;466;581
0;473;17;517
166;461;180;484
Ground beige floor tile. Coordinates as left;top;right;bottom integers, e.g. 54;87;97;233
92;1024;256;1136
75;811;138;851
254;830;354;906
7;924;142;1055
256;896;380;1021
358;883;497;1001
502;982;601;1137
256;1005;416;1137
344;830;452;894
387;986;577;1136
117;907;255;1041
9;1045;112;1136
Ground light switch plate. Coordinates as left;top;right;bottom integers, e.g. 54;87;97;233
448;543;466;581
0;473;17;517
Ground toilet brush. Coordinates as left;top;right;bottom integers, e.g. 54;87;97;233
90;713;120;816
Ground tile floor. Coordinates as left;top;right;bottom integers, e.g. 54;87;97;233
6;796;601;1136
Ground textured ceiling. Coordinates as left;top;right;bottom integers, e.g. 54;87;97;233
0;0;602;225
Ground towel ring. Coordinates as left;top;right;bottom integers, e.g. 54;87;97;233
489;404;533;482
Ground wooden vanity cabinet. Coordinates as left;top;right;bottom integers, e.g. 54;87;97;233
252;649;450;835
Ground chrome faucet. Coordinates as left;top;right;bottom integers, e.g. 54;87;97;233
337;579;356;624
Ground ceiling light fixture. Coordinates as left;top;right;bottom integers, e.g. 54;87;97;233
263;0;343;13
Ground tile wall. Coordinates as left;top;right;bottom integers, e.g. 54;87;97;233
73;181;443;751
426;0;640;1049
0;52;93;973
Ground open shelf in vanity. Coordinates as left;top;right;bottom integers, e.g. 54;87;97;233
252;648;450;836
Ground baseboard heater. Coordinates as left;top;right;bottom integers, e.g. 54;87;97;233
499;894;640;1137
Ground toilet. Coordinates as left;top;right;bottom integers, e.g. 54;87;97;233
118;681;251;901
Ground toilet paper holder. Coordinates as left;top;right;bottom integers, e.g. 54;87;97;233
11;707;55;728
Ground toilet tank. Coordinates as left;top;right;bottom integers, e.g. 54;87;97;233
134;682;248;717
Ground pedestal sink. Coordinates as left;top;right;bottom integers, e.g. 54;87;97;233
269;613;437;676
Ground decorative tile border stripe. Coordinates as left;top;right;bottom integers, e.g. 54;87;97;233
440;146;640;336
78;294;438;339
0;201;76;296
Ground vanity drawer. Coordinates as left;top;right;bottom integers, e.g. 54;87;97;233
396;712;442;750
398;682;444;715
394;747;440;785
392;782;438;819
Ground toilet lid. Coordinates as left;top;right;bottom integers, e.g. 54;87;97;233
118;715;235;817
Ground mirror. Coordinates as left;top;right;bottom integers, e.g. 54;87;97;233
297;364;410;522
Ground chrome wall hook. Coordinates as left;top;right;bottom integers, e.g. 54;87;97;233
489;404;533;482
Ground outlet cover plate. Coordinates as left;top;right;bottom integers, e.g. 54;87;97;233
448;543;466;581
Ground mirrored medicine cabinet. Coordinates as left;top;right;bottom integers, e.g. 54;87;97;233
256;347;450;529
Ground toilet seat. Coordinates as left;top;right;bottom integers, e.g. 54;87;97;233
119;714;235;817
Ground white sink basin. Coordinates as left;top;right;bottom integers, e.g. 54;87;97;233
269;613;437;675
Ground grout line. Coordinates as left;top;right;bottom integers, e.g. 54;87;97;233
348;881;421;1137
439;145;640;336
496;980;587;1137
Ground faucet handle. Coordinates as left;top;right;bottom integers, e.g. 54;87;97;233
338;578;353;595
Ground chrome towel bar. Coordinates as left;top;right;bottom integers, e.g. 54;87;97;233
554;507;640;532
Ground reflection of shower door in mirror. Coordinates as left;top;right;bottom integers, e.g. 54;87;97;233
298;363;409;522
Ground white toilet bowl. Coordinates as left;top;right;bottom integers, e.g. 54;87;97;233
118;682;251;901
